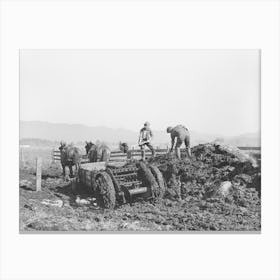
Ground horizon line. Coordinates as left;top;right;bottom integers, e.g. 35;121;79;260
20;119;261;138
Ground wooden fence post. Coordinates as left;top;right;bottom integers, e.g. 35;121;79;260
36;157;42;191
51;148;54;163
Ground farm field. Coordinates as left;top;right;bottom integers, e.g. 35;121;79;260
19;144;261;232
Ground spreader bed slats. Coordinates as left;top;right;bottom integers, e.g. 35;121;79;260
114;172;137;178
111;167;138;174
120;180;142;187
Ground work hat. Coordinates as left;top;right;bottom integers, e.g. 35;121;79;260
166;126;173;133
144;121;150;127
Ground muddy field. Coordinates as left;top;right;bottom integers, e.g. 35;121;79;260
19;144;261;232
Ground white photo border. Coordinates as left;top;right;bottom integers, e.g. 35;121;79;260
1;0;279;279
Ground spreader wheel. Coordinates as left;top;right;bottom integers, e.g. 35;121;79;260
137;161;158;198
149;164;166;198
95;172;116;209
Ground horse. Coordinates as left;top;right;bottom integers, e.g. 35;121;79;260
59;142;81;178
85;141;111;162
119;142;129;153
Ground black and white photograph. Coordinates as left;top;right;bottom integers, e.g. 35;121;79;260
19;49;261;232
2;0;280;279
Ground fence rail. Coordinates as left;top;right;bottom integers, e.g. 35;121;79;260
52;146;260;162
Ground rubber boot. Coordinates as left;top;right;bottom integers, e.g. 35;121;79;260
187;147;192;158
141;149;146;161
176;148;181;160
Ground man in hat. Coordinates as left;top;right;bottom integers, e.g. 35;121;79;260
138;121;155;160
166;125;191;159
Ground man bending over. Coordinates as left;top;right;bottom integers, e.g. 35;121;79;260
166;125;191;159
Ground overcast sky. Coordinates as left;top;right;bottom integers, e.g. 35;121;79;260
20;49;260;136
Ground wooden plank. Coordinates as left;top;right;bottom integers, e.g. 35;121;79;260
130;155;142;159
111;154;126;157
51;148;55;163
109;156;127;159
80;162;106;171
36;157;42;191
110;155;127;159
111;151;126;155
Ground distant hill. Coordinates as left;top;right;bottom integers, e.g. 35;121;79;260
20;121;143;144
20;121;260;147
